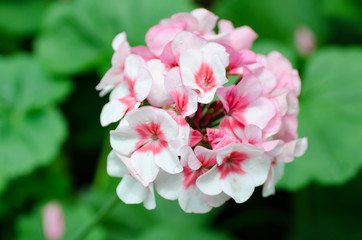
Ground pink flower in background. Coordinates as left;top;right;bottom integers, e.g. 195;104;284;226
42;202;65;240
294;25;316;57
98;8;307;213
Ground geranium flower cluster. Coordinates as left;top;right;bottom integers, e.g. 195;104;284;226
97;8;307;213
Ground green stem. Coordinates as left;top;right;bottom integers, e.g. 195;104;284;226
70;196;119;240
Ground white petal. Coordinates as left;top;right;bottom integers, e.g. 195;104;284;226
107;150;128;177
180;145;201;170
112;32;127;51
203;192;230;207
154;170;183;200
154;146;183;174
133;67;152;101
146;59;173;107
109;81;131;100
100;100;129;127
116;175;147;204
143;185;156;210
110;127;140;156
124;54;146;80
220;173;255;203
262;160;284;197
131;150;160;185
241;155;271;186
196;166;222;196
179;186;212;213
202;42;229;67
191;8;218;34
262;165;275;198
277;138;308;163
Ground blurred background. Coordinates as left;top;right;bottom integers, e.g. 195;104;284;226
1;0;362;239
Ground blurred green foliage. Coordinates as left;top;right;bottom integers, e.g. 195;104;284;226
0;0;362;239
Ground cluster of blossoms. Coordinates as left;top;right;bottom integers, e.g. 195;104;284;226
97;9;307;213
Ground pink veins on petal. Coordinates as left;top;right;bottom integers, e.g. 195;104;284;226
183;166;208;189
135;122;168;154
173;91;188;115
219;151;248;179
195;63;217;92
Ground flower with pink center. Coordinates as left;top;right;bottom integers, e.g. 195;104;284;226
155;146;229;213
163;67;198;153
197;143;270;203
100;54;152;126
110;107;182;186
180;42;229;103
217;74;276;135
98;8;307;213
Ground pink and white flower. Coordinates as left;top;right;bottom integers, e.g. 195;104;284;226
100;54;152;126
197;143;270;203
98;8;307;213
110;107;182;186
155;146;229;213
180;41;229;103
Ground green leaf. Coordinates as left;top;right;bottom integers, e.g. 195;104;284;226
0;0;51;36
0;54;71;195
289;172;362;240
16;202;106;240
212;0;326;44
278;47;362;190
34;0;196;75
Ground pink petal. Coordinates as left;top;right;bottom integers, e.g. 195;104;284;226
277;138;308;163
131;46;155;61
191;8;218;34
242;97;276;130
145;22;186;57
165;67;197;117
216;143;264;166
227;26;258;51
194;146;217;167
42;202;64;240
